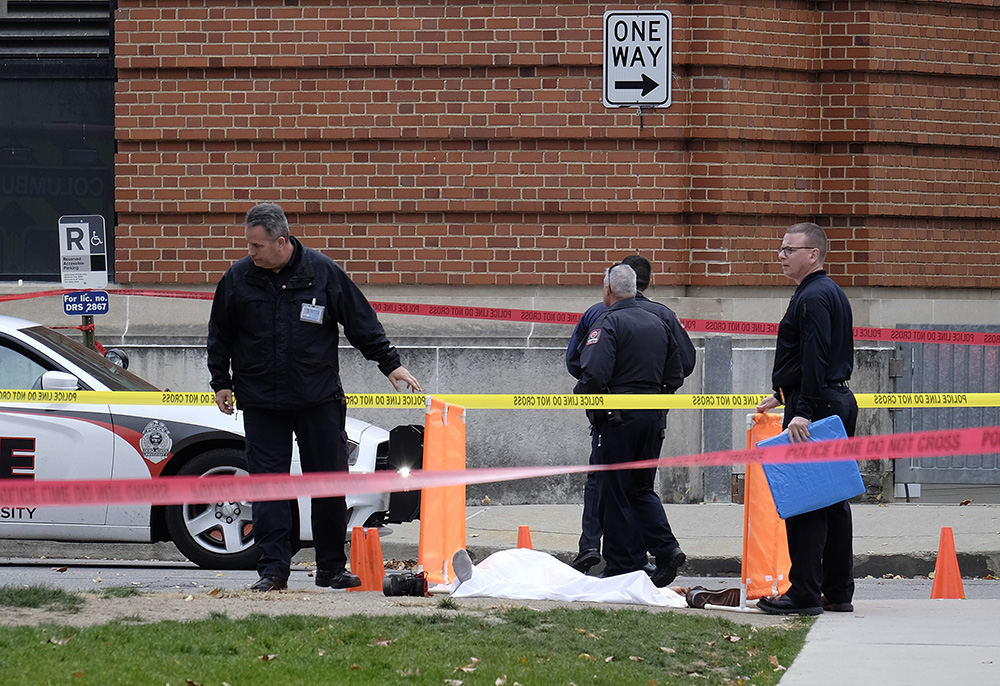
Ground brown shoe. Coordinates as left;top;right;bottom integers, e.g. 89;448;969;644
685;586;741;609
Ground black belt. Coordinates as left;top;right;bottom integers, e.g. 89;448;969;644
826;380;848;387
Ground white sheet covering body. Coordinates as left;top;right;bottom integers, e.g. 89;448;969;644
449;548;686;608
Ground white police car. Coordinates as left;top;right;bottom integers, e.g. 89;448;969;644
0;314;421;569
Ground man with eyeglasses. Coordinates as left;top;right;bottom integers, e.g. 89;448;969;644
755;222;858;616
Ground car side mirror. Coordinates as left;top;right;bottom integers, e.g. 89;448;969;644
104;348;130;369
40;371;80;391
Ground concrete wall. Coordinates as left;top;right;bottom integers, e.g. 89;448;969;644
100;329;895;507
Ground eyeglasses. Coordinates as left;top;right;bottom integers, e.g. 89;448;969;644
778;246;817;256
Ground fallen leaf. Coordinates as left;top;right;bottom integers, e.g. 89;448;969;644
317;649;325;657
959;499;972;506
396;668;416;677
578;653;594;661
92;577;102;583
746;647;758;657
370;638;397;647
208;588;220;597
48;635;74;645
769;655;786;671
184;595;194;602
495;675;507;685
257;654;277;662
350;664;361;670
706;641;716;647
605;656;616;663
52;567;68;573
72;672;84;679
723;634;741;642
482;496;491;505
186;680;200;686
457;657;480;673
444;680;463;686
628;656;644;662
659;646;676;654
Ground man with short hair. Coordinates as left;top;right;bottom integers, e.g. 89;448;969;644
755;221;858;616
207;202;422;592
566;255;695;574
574;264;687;587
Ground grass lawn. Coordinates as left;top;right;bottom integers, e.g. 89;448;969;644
0;587;811;685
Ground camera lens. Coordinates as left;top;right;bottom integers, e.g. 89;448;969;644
382;571;428;597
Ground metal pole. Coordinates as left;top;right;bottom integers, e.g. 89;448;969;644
82;315;96;351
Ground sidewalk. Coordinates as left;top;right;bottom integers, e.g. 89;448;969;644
380;502;1000;578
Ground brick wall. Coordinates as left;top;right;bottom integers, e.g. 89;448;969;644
113;0;1000;287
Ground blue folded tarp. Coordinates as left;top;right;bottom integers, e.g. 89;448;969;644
756;414;865;519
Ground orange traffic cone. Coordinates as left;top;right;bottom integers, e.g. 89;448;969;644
517;525;533;549
363;527;386;591
348;526;370;593
930;526;965;599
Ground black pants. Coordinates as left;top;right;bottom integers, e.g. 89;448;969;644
243;400;349;580
782;385;859;607
578;464;602;552
592;410;680;575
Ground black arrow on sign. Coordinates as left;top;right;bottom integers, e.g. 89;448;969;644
614;74;659;96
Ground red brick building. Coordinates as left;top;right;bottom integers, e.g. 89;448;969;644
110;0;1000;289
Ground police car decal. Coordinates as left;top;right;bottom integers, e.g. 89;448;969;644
586;328;602;345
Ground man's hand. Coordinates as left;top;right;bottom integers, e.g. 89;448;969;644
388;366;423;393
756;394;780;413
215;389;235;415
786;415;811;443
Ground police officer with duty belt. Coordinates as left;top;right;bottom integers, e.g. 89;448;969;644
574;264;687;587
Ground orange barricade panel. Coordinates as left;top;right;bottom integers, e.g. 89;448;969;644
742;412;792;600
418;397;467;584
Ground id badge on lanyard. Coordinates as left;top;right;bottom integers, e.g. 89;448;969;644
300;298;325;324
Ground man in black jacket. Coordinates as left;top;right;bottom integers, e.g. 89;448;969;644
575;264;687;587
755;222;858;616
566;255;695;575
207;202;421;592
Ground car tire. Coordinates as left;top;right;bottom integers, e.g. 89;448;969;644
164;449;258;570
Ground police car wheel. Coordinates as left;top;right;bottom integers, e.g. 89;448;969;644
164;449;258;570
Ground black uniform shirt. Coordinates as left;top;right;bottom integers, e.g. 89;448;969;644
771;270;854;420
574;298;684;395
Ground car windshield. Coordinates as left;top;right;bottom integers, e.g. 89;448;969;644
22;326;160;392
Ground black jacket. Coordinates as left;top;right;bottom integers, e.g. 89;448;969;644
207;237;401;409
771;270;854;420
574;298;685;395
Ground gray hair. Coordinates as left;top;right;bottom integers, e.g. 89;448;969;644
786;222;827;262
245;202;290;240
604;264;637;298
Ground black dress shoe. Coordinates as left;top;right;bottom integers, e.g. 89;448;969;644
756;595;823;616
650;549;686;588
315;568;362;589
570;548;602;574
686;586;742;609
250;576;287;593
820;594;854;612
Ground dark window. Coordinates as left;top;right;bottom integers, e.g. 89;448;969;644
0;1;114;282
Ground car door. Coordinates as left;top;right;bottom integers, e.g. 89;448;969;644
0;337;113;529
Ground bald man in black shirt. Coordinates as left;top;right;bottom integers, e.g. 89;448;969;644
755;222;859;616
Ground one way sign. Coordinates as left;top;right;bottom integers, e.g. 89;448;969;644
603;10;672;108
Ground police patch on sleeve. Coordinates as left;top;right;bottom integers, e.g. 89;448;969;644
586;328;602;345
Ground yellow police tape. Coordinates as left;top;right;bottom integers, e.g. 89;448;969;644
2;388;1000;409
